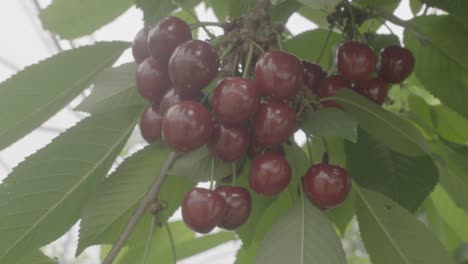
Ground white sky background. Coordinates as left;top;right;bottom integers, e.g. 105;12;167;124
0;1;415;263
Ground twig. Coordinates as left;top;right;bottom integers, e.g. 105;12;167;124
102;152;179;264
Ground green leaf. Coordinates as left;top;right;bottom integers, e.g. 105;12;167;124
404;16;468;120
205;0;228;20
0;105;143;263
297;6;329;28
0;42;128;150
365;33;401;54
77;141;195;254
333;89;429;156
430;141;468;211
256;200;346;264
170;146;233;182
76;63;146;114
136;0;176;26
284;29;344;68
117;221;235;263
16;251;58;264
270;0;302;23
409;0;423;15
295;0;340;12
423;0;468;26
326;185;356;236
356;186;455;264
430;186;468;241
39;0;133;39
301;108;358;142
228;0;256;18
346;130;437;211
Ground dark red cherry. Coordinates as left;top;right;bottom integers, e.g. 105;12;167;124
253;100;297;147
302;61;326;96
148;16;192;63
162;101;213;152
136;57;171;104
355;77;388;105
336;41;377;81
182;188;227;234
215;186;251;230
379;45;415;84
208;124;250;162
302;163;351;209
249;152;291;196
255;50;303;99
213;77;260;126
139;104;163;143
318;75;350;108
132;27;150;64
159;88;204;114
169;40;219;94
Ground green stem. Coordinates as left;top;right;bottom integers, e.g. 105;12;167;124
346;2;357;41
276;33;283;51
141;217;157;264
305;136;313;165
165;222;177;264
242;42;254;78
219;44;235;61
231;163;237;186
299;180;305;264
172;0;215;39
247;38;265;53
191;21;225;29
316;26;333;64
209;157;215;190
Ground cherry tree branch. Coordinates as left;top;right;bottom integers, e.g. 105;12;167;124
102;152;179;264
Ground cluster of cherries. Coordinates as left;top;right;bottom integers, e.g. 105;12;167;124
317;41;415;108
131;16;414;234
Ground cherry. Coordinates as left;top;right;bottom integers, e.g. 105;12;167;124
252;100;297;147
159;88;204;114
169;40;219;95
182;187;227;234
302;60;325;96
255;50;303;99
336;41;377;81
148;16;192;63
215;186;251;230
132;27;150;64
136;57;171;104
162;101;213;152
318;75;350;108
379;45;415;84
213;77;260;126
139;104;163;143
302;163;351;209
355;77;388;105
208;124;250;162
249;152;291;196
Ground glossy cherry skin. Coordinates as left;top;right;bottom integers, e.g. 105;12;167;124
148;16;192;63
336;41;377;81
169;40;219;94
319;75;350;108
355;77;388;105
162;101;213;152
208;124;250;162
255;50;304;100
249;152;292;196
213;77;260;126
139;104;163;143
159;88;204;114
302;60;325;96
215;186;252;230
182;188;227;234
136;57;171;104
252;100;297;147
302;163;351;209
379;45;415;84
132;27;151;64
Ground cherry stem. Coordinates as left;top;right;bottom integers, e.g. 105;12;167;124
102;152;179;264
242;42;254;78
141;216;157;264
219;43;235;61
276;33;284;51
299;180;305;264
172;0;215;39
209;157;215;190
190;21;225;29
247;37;265;53
316;26;333;64
345;2;357;41
321;137;329;161
305;136;313;165
165;222;177;264
231;163;237;186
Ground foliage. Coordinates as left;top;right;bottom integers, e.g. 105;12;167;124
1;0;468;263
